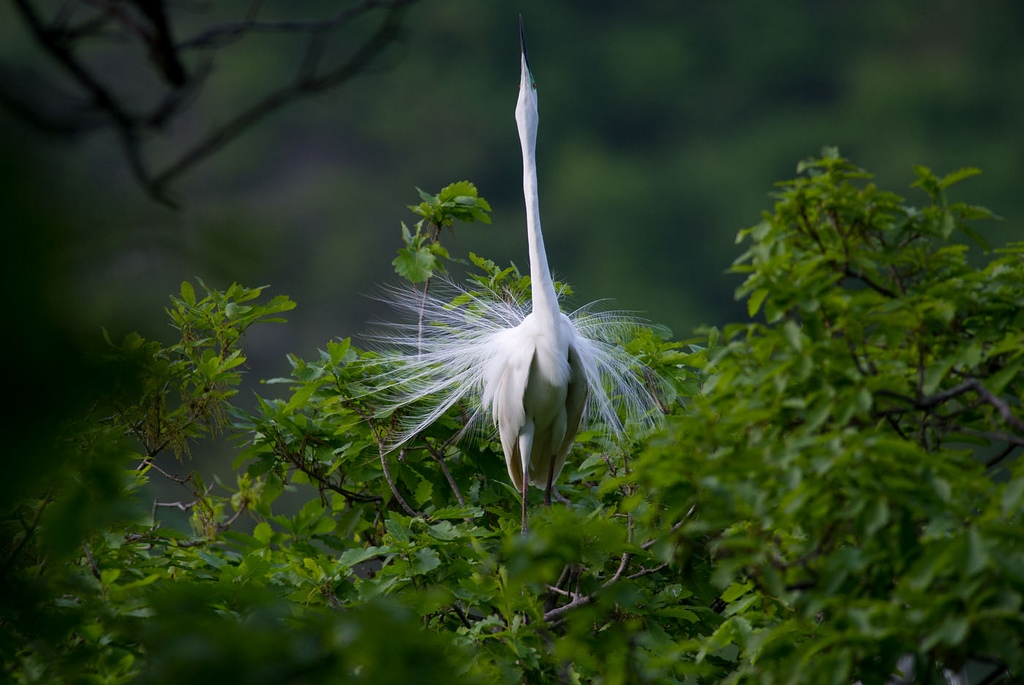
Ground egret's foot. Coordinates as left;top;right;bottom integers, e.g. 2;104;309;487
542;485;571;507
551;487;571;505
521;480;530;535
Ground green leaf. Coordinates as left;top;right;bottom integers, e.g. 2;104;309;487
1002;478;1024;517
939;167;981;189
339;546;391;568
721;581;753;603
747;288;769;317
392;246;437;283
430;506;484;520
180;280;196;306
253;521;273;544
411;547;441;575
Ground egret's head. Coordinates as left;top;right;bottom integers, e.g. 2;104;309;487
516;16;538;143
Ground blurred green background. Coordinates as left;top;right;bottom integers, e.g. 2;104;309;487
3;0;1022;387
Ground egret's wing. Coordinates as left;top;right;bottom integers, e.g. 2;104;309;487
359;280;663;456
486;341;533;490
551;339;590;480
360;279;530;451
565;305;664;440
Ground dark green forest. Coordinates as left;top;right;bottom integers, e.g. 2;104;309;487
3;1;1024;683
3;1;1023;344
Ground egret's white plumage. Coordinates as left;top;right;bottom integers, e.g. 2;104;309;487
366;19;663;532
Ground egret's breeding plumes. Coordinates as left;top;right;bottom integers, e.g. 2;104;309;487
367;18;664;533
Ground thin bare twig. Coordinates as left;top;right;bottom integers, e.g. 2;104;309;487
82;543;102;579
381;448;421;516
543;592;592;622
6;0;418;205
602;552;633;588
149;0;415;198
969;379;1024;434
641;503;696;550
0;493;53;580
627;563;667;580
425;440;466;507
137;457;190;483
11;0;159;200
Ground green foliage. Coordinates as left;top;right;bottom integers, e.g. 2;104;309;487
4;158;1022;683
393;181;492;283
640;150;1023;682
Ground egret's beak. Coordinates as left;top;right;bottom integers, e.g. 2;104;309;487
519;15;534;89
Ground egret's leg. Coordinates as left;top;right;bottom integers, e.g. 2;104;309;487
521;472;529;535
518;423;535;535
543;454;556;506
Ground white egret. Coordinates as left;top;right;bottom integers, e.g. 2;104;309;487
368;18;664;533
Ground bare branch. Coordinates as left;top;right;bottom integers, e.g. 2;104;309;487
627;563;667;580
5;0;419;205
11;0;166;202
82;543;102;580
150;0;415;198
543;592;593;622
969;378;1024;434
641;503;696;550
177;2;396;50
602;552;633;588
424;440;466;507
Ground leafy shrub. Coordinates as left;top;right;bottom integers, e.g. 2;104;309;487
2;154;1019;684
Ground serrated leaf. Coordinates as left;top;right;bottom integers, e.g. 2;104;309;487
721;580;753;603
392;246;437;283
253;521;273;544
412;547;441;575
939;167;981;189
339;545;390;568
430;506;484;520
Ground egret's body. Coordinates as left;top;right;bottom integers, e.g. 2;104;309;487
369;20;661;533
482;35;590;528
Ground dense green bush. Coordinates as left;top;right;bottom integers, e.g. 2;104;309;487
2;153;1020;683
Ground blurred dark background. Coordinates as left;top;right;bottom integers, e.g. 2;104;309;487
3;0;1022;420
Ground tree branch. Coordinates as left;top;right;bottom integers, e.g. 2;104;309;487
150;0;415;198
5;0;419;205
11;0;164;202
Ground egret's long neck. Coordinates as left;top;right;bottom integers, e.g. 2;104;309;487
521;119;560;323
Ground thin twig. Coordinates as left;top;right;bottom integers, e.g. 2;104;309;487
602;552;633;588
544;584;573;598
627;563;667;580
82;543;102;580
7;0;418;205
177;2;395;50
150;0;414;197
426;441;466;506
450;604;473;629
0;493;53;580
215;504;247;532
985;443;1019;471
137;457;189;483
11;0;165;202
641;504;695;550
380;447;421;517
543;592;593;622
970;379;1024;434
